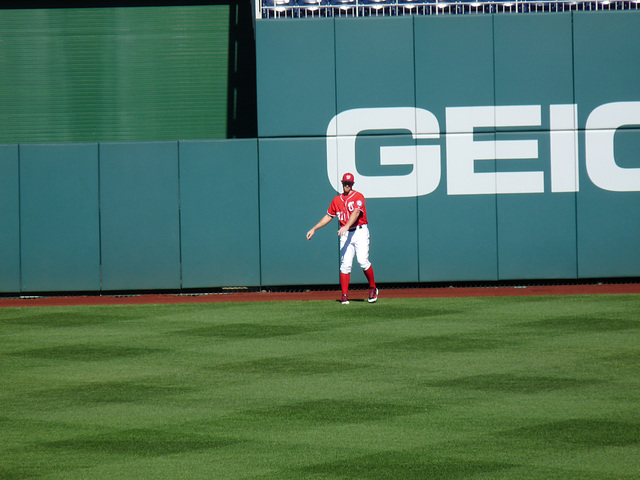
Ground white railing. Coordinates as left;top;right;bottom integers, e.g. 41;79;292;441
259;0;639;18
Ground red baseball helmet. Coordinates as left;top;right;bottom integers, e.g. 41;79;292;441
341;173;355;184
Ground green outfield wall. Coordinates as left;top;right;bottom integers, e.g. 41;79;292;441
0;11;638;293
256;11;640;286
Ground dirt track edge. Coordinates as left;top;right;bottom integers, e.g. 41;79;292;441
1;283;639;308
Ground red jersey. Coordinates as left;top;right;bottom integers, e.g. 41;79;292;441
327;190;368;228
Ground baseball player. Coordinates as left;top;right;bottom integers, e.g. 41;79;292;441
306;173;378;304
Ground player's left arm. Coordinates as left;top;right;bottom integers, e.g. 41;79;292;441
337;209;361;236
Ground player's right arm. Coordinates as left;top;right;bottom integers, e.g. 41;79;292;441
306;214;333;240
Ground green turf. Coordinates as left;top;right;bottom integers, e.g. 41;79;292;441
1;295;639;479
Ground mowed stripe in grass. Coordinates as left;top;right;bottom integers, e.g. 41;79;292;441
1;295;639;479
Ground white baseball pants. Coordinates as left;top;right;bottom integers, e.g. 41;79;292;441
339;224;371;274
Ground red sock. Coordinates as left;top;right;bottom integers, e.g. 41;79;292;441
340;273;350;295
363;266;376;289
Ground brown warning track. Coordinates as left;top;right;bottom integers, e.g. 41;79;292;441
1;283;639;308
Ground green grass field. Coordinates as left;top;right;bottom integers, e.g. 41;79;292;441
1;294;639;479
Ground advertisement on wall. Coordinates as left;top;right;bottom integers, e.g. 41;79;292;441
326;103;640;199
